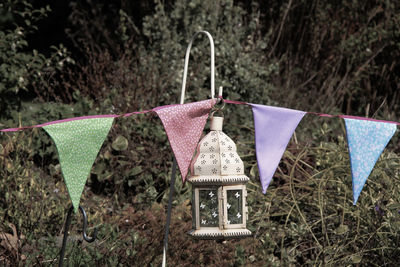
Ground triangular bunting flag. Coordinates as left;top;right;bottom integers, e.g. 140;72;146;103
154;99;216;182
251;104;306;193
344;118;396;205
43;117;114;212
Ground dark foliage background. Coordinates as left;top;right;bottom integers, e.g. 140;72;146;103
0;0;400;265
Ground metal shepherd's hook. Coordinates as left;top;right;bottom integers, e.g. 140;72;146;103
58;205;98;267
79;206;98;243
162;30;218;267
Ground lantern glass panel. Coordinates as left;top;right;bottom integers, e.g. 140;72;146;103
226;189;243;225
198;188;219;227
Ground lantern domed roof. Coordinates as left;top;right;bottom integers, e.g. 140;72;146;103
188;116;249;185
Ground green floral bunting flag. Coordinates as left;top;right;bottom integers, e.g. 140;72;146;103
43;117;114;212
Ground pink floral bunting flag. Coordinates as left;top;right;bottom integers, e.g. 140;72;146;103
154;99;216;182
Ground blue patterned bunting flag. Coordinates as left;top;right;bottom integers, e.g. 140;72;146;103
344;118;397;204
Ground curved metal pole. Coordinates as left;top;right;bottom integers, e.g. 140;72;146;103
58;205;98;267
59;206;73;267
163;30;217;267
162;158;177;267
180;30;215;104
79;206;98;243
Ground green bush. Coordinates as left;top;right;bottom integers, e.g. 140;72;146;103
0;0;73;122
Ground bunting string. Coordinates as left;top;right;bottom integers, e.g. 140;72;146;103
1;107;160;132
223;98;400;126
1;98;399;205
221;97;398;204
1;99;217;210
1;98;400;132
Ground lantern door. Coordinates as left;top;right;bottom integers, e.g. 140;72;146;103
222;185;247;229
194;187;223;230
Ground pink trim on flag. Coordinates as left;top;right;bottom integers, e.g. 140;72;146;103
222;98;400;126
1;110;153;132
2;98;400;132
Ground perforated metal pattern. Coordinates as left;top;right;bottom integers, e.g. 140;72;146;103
191;130;244;178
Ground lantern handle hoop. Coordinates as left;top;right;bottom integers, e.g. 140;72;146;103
180;30;215;104
210;109;224;118
211;96;225;118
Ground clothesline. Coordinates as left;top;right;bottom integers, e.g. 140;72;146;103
0;108;154;132
1;98;400;132
222;98;400;126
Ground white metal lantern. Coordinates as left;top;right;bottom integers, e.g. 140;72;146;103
188;114;251;239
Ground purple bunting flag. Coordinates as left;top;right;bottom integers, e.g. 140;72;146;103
344;118;397;204
251;104;306;193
